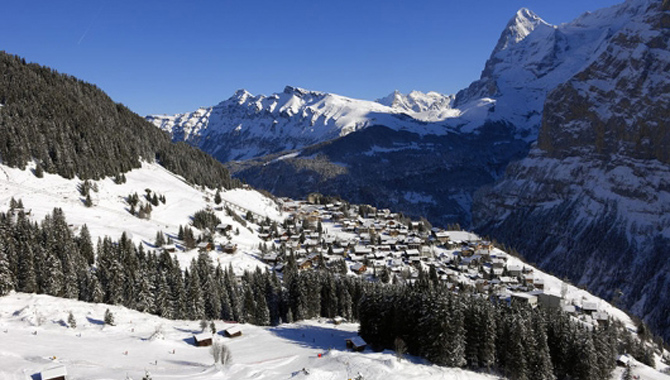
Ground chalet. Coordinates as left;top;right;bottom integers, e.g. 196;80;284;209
193;333;213;347
222;243;237;254
298;259;313;270
345;336;367;352
433;231;450;244
354;246;373;256
594;312;609;326
162;244;177;253
404;249;421;259
350;262;367;274
216;224;233;234
581;301;599;315
406;236;423;250
506;263;523;277
41;365;67;380
263;253;280;265
197;242;214;252
616;354;631;367
332;316;345;325
562;305;577;315
510;292;538;308
224;325;242;338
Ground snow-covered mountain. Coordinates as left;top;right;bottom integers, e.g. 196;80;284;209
149;0;656;159
148;86;456;162
473;0;670;340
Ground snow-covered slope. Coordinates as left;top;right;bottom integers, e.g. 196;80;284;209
0;292;511;380
0;162;282;273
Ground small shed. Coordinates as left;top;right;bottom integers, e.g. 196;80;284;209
616;354;631;367
193;333;213;347
350;262;367;274
162;244;177;253
345;336;367;352
216;223;233;233
224;325;242;338
197;242;213;252
222;243;237;254
41;365;67;380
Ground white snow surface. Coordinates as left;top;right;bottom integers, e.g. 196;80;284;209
0;292;504;380
0;162;282;273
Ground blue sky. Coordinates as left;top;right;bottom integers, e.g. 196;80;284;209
2;0;622;116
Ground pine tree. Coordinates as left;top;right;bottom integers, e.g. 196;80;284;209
84;194;93;207
0;250;15;295
68;311;77;328
104;309;115;326
214;190;222;205
77;224;95;265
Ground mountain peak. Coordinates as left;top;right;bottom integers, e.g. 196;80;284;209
493;8;549;53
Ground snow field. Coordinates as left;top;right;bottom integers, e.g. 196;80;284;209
0;292;504;380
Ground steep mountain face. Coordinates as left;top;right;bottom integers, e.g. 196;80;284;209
473;0;670;339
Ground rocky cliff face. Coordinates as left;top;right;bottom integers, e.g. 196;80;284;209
474;0;670;340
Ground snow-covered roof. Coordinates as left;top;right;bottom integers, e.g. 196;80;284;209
225;325;242;335
347;336;367;347
41;365;67;380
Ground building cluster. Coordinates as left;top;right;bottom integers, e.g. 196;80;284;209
260;199;612;327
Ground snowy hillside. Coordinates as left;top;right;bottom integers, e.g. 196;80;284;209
0;162;281;273
0;292;509;380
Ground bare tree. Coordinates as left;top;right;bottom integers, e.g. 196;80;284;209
211;341;232;366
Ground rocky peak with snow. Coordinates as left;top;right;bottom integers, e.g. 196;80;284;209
473;0;670;341
491;8;548;57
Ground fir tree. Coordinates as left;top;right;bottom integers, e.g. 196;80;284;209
68;311;77;328
104;308;115;326
0;250;15;295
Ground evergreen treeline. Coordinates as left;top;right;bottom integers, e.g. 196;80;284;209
358;277;655;380
0;206;365;324
0;52;240;190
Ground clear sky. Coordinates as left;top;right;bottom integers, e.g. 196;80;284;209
2;0;622;116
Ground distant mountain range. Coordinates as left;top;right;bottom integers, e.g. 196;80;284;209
149;0;670;340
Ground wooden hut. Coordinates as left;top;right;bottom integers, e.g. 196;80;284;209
345;336;367;352
193;333;213;347
224;325;242;338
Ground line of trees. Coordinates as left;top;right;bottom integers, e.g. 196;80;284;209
358;277;655;380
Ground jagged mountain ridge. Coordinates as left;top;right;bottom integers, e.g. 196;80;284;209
148;86;457;163
473;0;670;340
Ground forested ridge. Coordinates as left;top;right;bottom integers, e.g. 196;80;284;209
0;52;239;189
